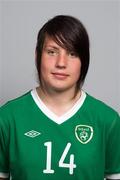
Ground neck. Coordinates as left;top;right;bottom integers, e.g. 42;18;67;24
36;86;81;116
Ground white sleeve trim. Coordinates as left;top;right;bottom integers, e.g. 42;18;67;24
0;172;9;178
105;173;120;179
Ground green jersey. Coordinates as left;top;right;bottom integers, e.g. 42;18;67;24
0;89;120;180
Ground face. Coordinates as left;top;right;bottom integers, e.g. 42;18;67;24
40;36;81;93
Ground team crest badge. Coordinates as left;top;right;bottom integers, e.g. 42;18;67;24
75;125;93;144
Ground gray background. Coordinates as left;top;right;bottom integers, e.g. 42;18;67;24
0;0;120;113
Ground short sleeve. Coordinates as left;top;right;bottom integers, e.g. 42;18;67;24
105;112;120;179
0;109;10;178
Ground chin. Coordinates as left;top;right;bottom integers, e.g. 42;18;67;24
51;84;75;93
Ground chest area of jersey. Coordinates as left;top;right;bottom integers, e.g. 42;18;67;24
9;115;105;177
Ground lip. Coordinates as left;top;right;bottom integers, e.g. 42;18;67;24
52;72;69;79
52;72;69;76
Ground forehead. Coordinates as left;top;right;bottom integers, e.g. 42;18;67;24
43;36;60;48
43;34;77;53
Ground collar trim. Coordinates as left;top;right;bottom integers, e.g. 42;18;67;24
31;88;86;124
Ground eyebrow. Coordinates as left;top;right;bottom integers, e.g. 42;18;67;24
44;45;60;50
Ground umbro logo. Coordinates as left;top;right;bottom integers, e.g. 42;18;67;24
24;130;41;138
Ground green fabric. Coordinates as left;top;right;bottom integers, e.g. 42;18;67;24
0;91;120;180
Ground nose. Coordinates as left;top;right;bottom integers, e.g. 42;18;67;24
55;53;67;69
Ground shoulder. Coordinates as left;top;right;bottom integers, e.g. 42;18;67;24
84;92;120;122
0;91;32;119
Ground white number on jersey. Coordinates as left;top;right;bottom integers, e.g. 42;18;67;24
43;142;54;173
59;142;76;174
43;142;76;175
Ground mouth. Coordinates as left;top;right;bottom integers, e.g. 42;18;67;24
51;72;69;80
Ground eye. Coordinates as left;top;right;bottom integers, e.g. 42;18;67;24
46;49;58;56
68;51;78;58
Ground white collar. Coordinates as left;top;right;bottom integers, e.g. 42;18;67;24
31;88;86;125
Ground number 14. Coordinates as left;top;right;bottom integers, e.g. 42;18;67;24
43;142;76;175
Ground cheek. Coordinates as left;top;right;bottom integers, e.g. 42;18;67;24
40;58;48;79
41;56;51;74
71;61;81;79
